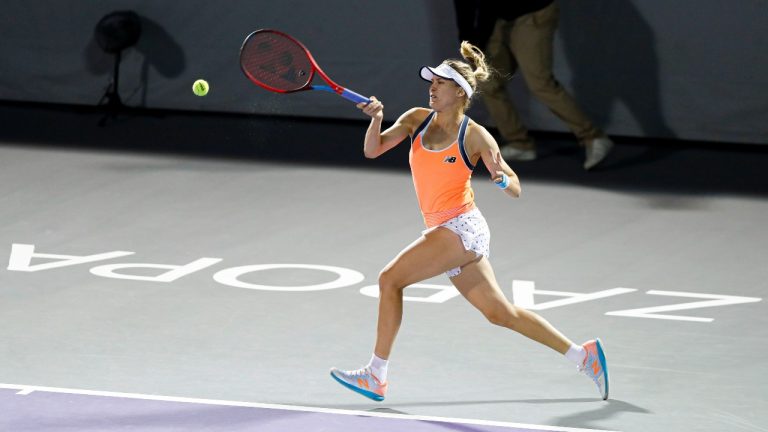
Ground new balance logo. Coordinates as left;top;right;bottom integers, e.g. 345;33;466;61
443;156;457;163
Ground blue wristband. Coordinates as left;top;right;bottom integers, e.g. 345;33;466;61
496;173;509;189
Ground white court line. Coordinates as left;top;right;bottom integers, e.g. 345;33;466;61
0;382;619;432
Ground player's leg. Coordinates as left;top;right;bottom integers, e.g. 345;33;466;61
330;227;477;401
450;257;610;399
374;227;477;359
450;257;572;353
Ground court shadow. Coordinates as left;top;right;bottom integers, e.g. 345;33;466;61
336;397;650;431
2;101;767;199
325;396;609;411
368;407;409;414
547;398;651;429
541;133;683;173
597;142;680;172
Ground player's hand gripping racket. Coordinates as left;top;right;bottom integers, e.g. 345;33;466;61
239;29;370;104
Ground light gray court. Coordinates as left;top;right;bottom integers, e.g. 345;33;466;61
0;104;766;432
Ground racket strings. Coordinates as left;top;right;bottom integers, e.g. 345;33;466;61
241;32;313;92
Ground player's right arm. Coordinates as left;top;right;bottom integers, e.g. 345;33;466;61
358;98;425;159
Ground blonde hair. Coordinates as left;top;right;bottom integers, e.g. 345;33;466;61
442;41;491;112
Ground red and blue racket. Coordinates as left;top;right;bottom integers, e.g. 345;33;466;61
239;29;370;104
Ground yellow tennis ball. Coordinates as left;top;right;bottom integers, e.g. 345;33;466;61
192;79;209;96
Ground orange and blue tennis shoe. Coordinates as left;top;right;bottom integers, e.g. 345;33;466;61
580;338;609;400
330;366;387;402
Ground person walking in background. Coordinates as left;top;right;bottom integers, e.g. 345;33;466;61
454;0;614;170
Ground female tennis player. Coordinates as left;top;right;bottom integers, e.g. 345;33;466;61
330;42;609;401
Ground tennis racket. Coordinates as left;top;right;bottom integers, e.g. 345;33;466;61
239;29;370;104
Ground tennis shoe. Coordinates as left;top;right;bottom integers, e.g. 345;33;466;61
583;137;614;170
330;366;387;402
500;143;537;161
579;338;609;400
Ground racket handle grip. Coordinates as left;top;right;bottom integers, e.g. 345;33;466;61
341;88;370;104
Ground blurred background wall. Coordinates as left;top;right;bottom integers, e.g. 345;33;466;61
1;0;766;144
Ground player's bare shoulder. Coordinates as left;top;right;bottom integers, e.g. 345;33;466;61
399;107;431;136
465;119;498;157
407;107;432;125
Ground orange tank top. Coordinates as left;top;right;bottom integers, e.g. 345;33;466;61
409;111;476;228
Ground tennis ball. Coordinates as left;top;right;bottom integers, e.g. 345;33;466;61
192;79;209;96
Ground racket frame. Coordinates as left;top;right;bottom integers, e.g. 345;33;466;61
239;29;369;103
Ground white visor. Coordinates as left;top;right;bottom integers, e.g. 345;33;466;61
420;64;473;99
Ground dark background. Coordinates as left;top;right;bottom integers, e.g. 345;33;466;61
1;0;766;144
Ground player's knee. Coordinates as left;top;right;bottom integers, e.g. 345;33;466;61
484;310;507;327
378;269;405;296
484;304;520;328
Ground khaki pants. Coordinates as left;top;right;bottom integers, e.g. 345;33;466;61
479;2;602;147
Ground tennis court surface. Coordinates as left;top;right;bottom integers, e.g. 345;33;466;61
1;103;766;432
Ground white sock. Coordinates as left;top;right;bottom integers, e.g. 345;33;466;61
565;344;586;366
367;353;389;382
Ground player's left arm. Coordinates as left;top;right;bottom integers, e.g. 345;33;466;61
467;123;521;198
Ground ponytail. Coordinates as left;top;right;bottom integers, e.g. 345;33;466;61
442;41;493;111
